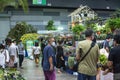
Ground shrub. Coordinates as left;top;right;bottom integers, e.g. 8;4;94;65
46;20;56;30
7;22;37;43
72;24;85;34
20;33;39;48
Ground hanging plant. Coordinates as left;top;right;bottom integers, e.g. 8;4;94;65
105;18;120;32
72;24;85;35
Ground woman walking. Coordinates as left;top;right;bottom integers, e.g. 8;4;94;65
32;41;41;67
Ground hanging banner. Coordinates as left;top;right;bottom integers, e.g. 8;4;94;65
33;0;46;5
26;40;34;59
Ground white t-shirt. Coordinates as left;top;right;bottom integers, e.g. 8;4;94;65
8;43;18;63
32;46;41;55
0;51;5;68
1;49;9;63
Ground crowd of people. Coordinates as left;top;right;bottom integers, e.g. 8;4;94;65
41;28;120;80
0;28;120;80
0;38;24;69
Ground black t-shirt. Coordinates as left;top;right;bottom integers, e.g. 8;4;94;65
41;42;46;54
56;46;64;57
108;45;120;73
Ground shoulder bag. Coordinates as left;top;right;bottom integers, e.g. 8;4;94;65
72;41;95;72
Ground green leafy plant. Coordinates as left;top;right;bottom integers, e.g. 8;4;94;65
45;20;56;30
97;34;107;40
7;21;37;43
72;24;85;41
0;68;4;80
84;17;103;32
20;33;39;48
85;20;97;31
105;18;120;32
0;0;29;12
0;68;26;80
99;54;108;65
72;24;85;34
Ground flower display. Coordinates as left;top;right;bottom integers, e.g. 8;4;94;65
0;68;26;80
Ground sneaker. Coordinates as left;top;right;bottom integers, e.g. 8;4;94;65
73;72;78;76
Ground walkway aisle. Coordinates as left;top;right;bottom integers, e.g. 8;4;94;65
20;58;77;80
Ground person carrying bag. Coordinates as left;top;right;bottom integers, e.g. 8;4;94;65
72;41;95;72
75;29;100;80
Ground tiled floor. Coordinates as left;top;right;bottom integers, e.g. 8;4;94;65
20;58;77;80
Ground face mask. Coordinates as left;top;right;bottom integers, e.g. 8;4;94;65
51;42;56;47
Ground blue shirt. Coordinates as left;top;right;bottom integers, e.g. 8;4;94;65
42;45;56;71
103;40;109;49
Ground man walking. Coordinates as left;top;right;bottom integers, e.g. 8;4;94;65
76;29;100;80
18;40;24;69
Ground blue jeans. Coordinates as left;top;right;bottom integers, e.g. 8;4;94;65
77;72;96;80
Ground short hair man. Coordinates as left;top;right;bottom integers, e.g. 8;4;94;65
76;29;100;80
42;37;56;80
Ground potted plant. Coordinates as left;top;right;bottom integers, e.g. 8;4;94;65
72;24;85;41
105;18;120;32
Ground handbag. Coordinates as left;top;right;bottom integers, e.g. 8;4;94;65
72;41;95;72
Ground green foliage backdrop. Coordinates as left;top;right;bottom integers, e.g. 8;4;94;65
20;33;39;48
105;18;120;33
0;0;28;12
72;24;85;34
7;22;37;42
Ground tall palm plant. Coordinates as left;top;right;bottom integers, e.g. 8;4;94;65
0;0;29;12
